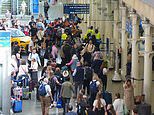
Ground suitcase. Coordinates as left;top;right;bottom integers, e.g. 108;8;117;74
23;77;29;87
22;87;30;100
138;103;151;115
102;91;112;105
13;100;22;113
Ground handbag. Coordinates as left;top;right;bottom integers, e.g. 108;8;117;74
56;98;63;108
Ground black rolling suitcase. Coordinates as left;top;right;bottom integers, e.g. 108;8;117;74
22;87;30;100
22;77;30;100
102;91;112;105
138;103;151;115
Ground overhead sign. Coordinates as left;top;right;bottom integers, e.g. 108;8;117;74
0;31;10;47
63;4;90;14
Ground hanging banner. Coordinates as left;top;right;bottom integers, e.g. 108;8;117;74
33;0;39;14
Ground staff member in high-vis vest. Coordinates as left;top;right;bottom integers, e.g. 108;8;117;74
83;26;95;43
95;29;101;49
61;31;68;46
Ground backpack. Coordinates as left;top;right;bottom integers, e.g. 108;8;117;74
90;81;98;94
49;77;56;91
84;67;93;81
38;84;47;96
77;101;86;115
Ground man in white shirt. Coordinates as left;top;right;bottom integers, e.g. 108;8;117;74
28;38;34;53
40;78;53;115
28;47;41;66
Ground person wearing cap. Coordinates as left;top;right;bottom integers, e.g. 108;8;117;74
60;76;74;115
40;78;53;115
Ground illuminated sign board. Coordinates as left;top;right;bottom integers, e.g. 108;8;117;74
63;4;90;14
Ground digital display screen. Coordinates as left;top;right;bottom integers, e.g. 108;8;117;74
63;4;90;14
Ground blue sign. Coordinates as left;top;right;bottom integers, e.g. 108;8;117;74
0;31;10;47
33;0;39;14
126;19;132;36
64;4;90;14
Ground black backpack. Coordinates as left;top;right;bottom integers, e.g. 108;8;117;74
77;100;86;115
84;67;93;81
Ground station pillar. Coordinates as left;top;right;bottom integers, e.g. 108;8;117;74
143;21;153;104
131;13;140;96
112;0;122;82
121;7;127;79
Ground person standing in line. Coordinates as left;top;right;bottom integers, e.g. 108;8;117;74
113;93;125;115
100;61;108;91
51;42;58;61
60;76;74;115
44;0;50;18
123;79;134;113
89;74;101;106
93;92;107;115
107;104;116;115
40;78;53;115
28;47;42;67
66;54;79;72
17;59;29;86
72;62;84;98
11;55;19;79
29;58;38;89
47;69;60;105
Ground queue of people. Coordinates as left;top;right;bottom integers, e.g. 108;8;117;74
8;13;143;115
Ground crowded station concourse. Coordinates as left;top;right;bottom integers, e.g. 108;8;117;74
0;0;154;115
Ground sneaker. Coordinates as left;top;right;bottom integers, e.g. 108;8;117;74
50;104;54;108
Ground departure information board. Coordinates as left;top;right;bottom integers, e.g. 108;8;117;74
63;4;90;14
